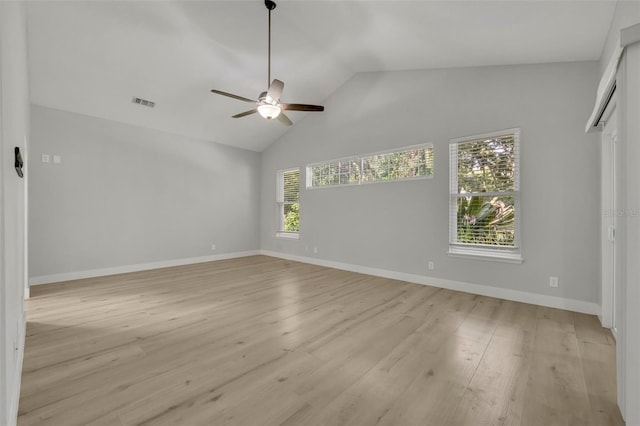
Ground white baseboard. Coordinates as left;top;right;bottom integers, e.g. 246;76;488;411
260;250;600;316
28;249;601;316
29;250;260;286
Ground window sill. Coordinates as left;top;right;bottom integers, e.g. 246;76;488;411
276;232;299;240
448;247;523;264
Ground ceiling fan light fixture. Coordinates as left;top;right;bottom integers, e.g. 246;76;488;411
257;103;281;119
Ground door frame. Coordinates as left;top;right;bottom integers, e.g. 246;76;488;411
600;98;618;331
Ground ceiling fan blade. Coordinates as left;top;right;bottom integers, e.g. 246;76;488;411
232;109;258;118
277;112;293;126
281;103;324;112
267;79;284;102
211;89;256;104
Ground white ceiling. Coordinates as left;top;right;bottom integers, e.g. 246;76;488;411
26;1;616;152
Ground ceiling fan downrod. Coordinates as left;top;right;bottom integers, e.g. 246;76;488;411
265;0;277;88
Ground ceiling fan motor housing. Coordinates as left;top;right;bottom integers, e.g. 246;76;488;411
258;91;276;105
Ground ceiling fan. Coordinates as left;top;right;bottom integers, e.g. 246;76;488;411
210;0;324;126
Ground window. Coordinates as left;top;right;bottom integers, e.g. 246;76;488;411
307;144;433;188
309;157;360;187
276;168;300;238
362;146;434;183
449;129;521;262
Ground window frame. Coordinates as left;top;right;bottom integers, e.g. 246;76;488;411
276;167;300;239
360;144;435;185
306;143;434;189
306;155;361;189
448;128;522;263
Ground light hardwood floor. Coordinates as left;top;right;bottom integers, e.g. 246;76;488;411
19;255;623;426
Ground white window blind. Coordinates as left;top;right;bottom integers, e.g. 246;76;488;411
309;158;360;187
449;129;521;261
277;168;300;235
362;146;433;183
307;144;433;188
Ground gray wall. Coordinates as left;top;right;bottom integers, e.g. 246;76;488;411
29;105;261;278
261;62;601;304
600;1;640;78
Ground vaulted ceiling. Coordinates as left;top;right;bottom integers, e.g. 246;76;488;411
26;1;616;151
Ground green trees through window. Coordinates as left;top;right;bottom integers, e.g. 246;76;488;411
277;169;300;233
450;130;519;250
284;202;299;232
308;145;433;188
362;148;433;183
310;159;360;187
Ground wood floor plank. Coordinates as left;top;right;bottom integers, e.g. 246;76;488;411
521;312;595;426
446;324;534;426
578;340;625;426
18;256;623;425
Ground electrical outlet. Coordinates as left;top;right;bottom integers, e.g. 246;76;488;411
428;261;434;271
549;276;559;288
211;244;216;251
41;154;50;163
313;247;318;254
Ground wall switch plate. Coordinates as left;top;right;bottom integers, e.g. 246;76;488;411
41;154;50;163
53;155;62;164
549;276;559;288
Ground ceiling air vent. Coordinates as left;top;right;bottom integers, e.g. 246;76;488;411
131;97;155;108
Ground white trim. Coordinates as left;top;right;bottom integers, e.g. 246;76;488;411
260;250;599;316
600;102;618;330
306;154;360;170
363;142;434;158
586;43;621;133
586;23;640;134
449;127;521;145
23;134;28;301
618;41;640;424
447;248;523;264
360;173;433;185
276;232;299;240
29;250;260;285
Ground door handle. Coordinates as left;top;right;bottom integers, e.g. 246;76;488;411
14;147;23;178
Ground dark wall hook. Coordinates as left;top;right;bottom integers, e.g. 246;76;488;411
15;147;24;178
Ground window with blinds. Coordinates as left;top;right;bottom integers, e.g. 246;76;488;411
309;158;360;187
362;146;434;183
449;129;522;262
307;144;433;188
277;168;300;237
